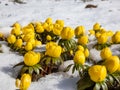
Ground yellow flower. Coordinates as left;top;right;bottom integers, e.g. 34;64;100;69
42;22;48;30
112;31;120;43
53;23;63;35
45;42;62;57
24;51;40;66
93;23;101;30
55;19;64;27
23;32;35;42
89;29;95;35
88;65;107;82
100;47;112;60
35;24;44;33
35;40;42;47
46;35;52;41
45;23;53;32
11;28;21;36
84;48;89;58
97;33;108;44
107;30;114;36
73;50;85;65
100;28;106;34
27;23;34;31
25;42;33;51
7;34;16;44
75;26;85;36
45;17;53;24
104;56;119;73
22;27;34;35
12;22;21;29
60;27;74;40
20;74;31;90
28;39;35;47
78;35;88;45
77;45;84;52
14;39;23;48
46;42;57;49
95;32;101;38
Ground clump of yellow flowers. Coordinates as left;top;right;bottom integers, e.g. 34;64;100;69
89;23;114;50
2;18;120;90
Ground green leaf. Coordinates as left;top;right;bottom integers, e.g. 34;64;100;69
101;82;108;90
21;66;28;74
77;76;94;90
93;83;101;90
28;67;33;74
45;57;51;65
108;75;114;84
72;65;76;74
35;64;44;72
52;58;56;65
33;66;40;74
64;64;73;72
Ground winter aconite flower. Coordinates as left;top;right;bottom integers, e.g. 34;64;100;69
89;29;95;35
11;28;21;36
74;50;85;65
60;27;74;40
97;33;108;44
25;42;33;51
24;51;40;66
55;19;64;27
77;45;84;52
53;23;63;35
23;32;35;42
35;40;42;47
112;31;120;43
84;48;89;58
45;42;62;57
45;17;53;24
93;23;101;31
35;23;44;33
16;74;31;90
100;47;112;60
88;65;107;82
78;35;88;45
104;56;119;73
7;34;16;44
14;39;23;48
75;26;85;37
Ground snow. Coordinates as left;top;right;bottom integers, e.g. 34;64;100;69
0;0;120;90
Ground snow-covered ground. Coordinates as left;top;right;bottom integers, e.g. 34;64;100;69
0;0;120;90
